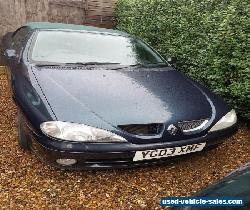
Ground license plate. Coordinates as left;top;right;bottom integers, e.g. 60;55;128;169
133;142;206;161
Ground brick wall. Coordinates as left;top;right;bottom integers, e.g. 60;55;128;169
0;0;49;41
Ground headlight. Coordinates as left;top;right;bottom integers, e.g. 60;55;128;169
209;109;237;132
40;121;127;143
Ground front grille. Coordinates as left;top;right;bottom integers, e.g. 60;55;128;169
118;123;164;135
178;119;209;133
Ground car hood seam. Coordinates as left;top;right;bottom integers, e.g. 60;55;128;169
31;66;58;121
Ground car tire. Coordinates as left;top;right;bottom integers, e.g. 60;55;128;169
17;110;30;150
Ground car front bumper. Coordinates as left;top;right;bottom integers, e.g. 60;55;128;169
27;123;238;170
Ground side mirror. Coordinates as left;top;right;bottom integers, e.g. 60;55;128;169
4;49;16;59
167;57;177;67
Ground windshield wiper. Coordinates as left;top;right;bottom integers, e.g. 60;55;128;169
110;63;143;70
35;64;64;67
65;62;121;66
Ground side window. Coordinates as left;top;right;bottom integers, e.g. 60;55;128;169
12;27;29;56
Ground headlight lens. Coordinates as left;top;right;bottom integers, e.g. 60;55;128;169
40;121;127;143
209;109;237;132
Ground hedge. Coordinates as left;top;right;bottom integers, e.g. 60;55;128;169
114;0;250;119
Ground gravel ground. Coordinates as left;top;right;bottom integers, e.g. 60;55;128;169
0;66;249;209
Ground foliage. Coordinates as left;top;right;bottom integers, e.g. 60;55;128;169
114;0;250;119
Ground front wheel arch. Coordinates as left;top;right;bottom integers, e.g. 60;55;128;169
17;109;30;150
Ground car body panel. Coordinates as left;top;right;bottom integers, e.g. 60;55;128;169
29;122;237;169
32;67;211;126
173;162;250;210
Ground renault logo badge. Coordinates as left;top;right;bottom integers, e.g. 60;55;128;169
167;124;178;135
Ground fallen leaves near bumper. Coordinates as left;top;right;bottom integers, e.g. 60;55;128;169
0;67;249;209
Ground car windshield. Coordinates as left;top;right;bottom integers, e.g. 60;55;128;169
31;30;165;66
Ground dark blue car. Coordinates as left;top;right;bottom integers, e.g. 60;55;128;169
173;162;250;210
2;22;237;169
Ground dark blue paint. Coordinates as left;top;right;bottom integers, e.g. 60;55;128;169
173;162;250;210
2;25;236;169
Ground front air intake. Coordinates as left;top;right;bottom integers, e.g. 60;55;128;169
118;123;164;135
178;119;209;133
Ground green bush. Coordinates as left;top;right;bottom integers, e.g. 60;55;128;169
114;0;250;119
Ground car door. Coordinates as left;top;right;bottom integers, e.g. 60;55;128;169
4;27;30;96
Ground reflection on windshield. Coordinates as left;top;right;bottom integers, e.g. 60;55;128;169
31;31;165;65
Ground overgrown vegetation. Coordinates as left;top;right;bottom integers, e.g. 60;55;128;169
114;0;250;119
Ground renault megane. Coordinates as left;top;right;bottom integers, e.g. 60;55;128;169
2;22;237;169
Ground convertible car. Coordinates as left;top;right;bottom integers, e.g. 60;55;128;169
2;22;237;169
